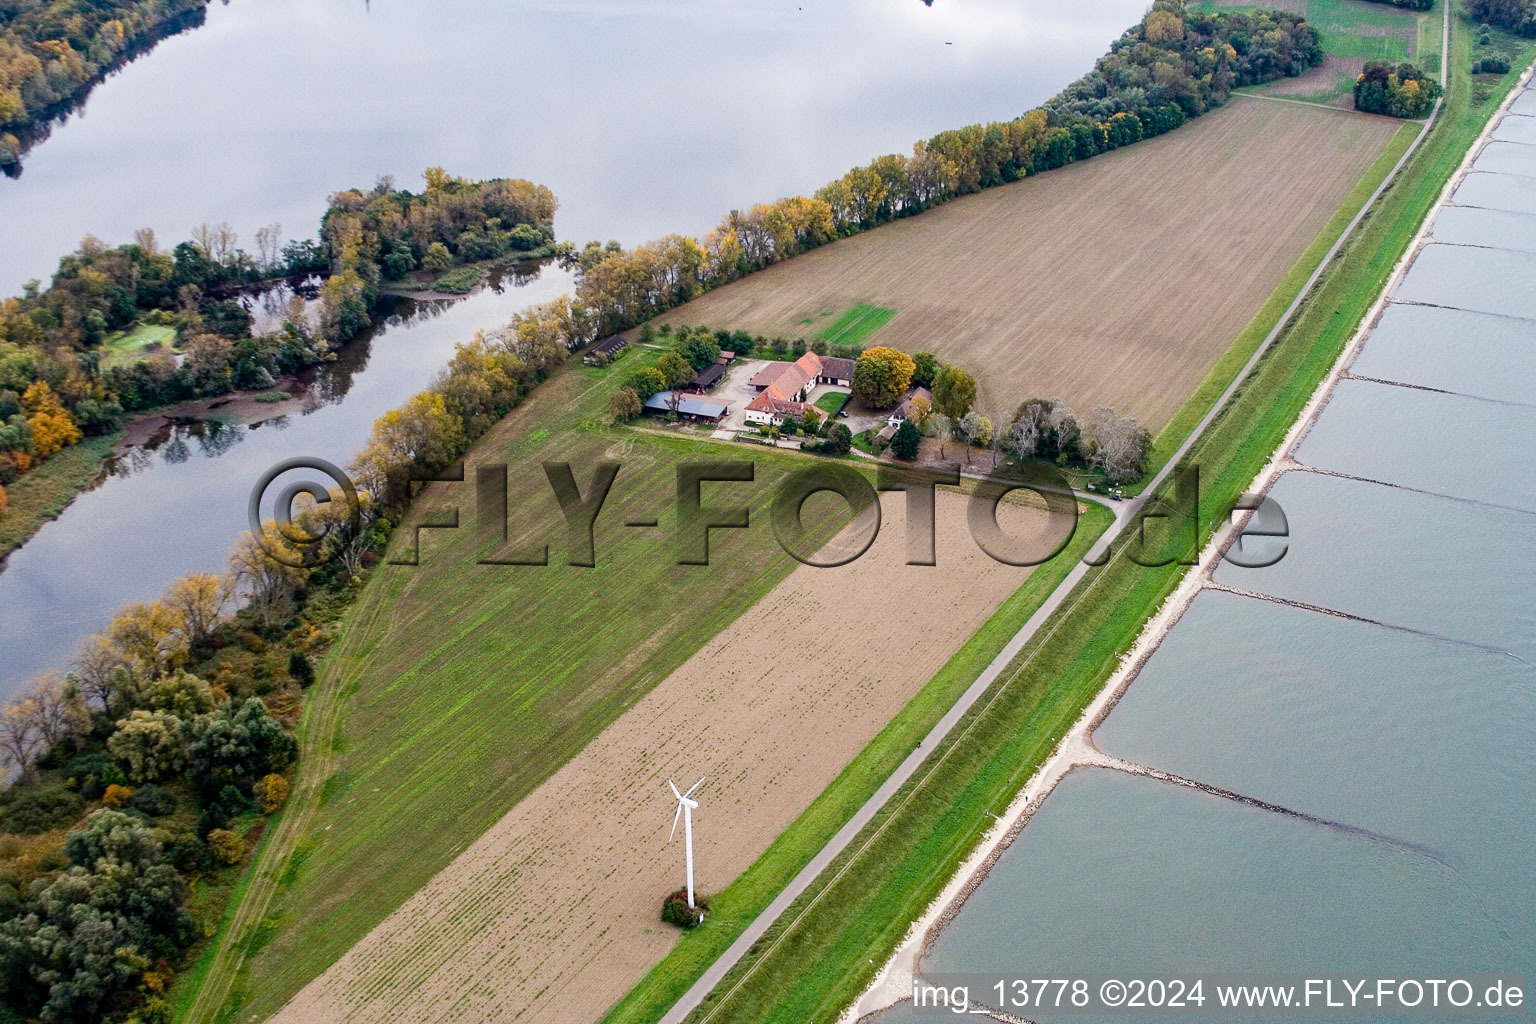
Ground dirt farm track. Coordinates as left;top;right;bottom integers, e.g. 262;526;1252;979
655;96;1402;431
268;491;1054;1024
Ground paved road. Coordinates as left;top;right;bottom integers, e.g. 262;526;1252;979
658;59;1448;1024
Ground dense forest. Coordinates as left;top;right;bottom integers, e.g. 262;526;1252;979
0;0;209;171
1354;60;1443;117
1465;0;1536;34
509;1;1323;352
0;169;554;523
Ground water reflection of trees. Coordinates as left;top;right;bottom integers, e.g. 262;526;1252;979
0;8;208;177
278;256;554;408
109;417;251;479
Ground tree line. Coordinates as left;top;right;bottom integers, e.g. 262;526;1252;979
493;1;1323;361
0;414;409;1021
0;169;554;521
0;563;311;1023
889;377;1151;484
0;0;208;171
1465;0;1536;35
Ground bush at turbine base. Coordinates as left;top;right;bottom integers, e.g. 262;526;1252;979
661;888;709;928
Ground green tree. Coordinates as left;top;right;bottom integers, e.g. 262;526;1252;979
609;386;643;422
187;698;296;800
911;351;938;388
677;333;721;372
626;367;668;400
890;419;922;460
422;241;453;272
656;351;694;387
931;364;977;420
0;810;192;1024
851;346;916;409
108;710;188;784
822;423;853;455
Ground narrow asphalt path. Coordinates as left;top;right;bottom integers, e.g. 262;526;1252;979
659;47;1449;1023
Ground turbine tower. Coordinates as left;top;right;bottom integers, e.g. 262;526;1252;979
668;778;705;908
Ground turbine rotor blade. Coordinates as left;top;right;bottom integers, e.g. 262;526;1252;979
684;777;706;799
669;801;682;842
668;779;682;801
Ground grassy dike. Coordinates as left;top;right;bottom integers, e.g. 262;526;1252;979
608;12;1535;1023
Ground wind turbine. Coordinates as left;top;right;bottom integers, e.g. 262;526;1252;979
668;778;705;908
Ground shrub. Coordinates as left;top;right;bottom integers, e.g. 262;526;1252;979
0;785;85;834
162;830;207;873
253;773;290;814
432;266;482;294
101;784;133;809
660;888;709;928
206;828;244;865
127;784;178;818
821;423;853;455
422;241;453;272
1472;55;1512;73
65;752;126;800
288;650;315;688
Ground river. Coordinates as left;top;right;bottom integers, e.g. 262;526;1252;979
908;78;1536;1022
0;0;1154;692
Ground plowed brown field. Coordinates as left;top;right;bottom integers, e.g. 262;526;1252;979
270;489;1052;1024
653;97;1400;430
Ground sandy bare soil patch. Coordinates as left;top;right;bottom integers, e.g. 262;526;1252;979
269;489;1056;1024
652;98;1398;431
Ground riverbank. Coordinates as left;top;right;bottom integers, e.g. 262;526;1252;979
0;376;314;566
0;433;120;564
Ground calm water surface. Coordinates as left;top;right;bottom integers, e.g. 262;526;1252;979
0;0;1149;292
0;0;1153;691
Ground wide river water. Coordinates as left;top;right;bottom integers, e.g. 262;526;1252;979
904;80;1536;1022
0;0;1153;692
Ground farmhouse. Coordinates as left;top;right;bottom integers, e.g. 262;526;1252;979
750;351;854;396
887;386;932;428
642;392;732;423
816;355;855;387
744;387;808;427
749;356;814;400
583;335;627;365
